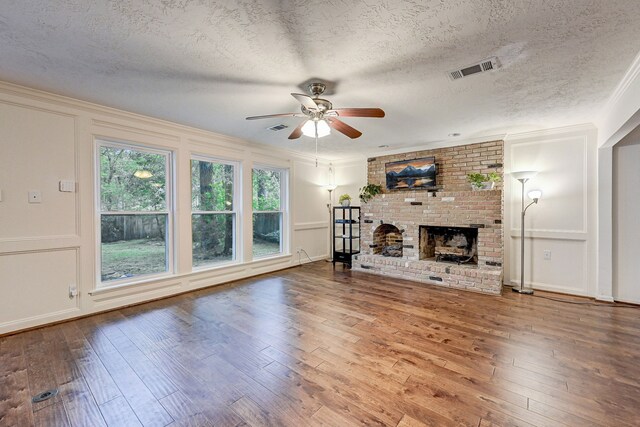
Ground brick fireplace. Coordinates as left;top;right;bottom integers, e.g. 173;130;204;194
352;140;504;295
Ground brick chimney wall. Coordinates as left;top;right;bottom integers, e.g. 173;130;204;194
352;140;504;295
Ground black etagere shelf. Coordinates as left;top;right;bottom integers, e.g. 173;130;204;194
332;206;360;267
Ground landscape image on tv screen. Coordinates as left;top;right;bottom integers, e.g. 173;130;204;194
385;156;437;190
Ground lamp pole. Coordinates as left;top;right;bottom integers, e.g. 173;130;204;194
326;186;337;262
514;177;539;294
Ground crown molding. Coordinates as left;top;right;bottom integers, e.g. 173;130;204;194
333;133;508;164
597;50;640;147
504;123;596;142
601;49;640;117
0;79;333;165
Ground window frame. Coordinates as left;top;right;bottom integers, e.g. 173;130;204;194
95;139;175;287
190;154;241;270
251;165;289;259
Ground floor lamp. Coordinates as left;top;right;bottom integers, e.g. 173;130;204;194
511;171;542;294
324;184;337;261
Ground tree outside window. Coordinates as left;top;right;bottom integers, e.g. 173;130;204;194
98;142;172;283
191;158;237;267
252;167;286;257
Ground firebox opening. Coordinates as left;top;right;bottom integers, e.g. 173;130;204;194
373;224;403;257
419;226;478;265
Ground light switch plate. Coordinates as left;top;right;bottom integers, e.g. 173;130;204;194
28;191;42;203
59;180;75;192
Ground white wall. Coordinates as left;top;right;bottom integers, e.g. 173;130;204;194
613;125;640;303
0;82;330;334
504;125;598;296
334;160;367;206
596;50;640;302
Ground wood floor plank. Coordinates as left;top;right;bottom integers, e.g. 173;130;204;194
1;262;639;427
0;334;35;426
33;401;70;427
58;377;106;427
99;395;142;427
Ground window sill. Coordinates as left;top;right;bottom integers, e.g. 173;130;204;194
89;273;176;296
89;254;294;297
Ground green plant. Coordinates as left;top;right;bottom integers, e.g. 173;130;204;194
485;172;501;182
359;183;383;203
467;172;501;186
467;173;486;187
338;194;351;203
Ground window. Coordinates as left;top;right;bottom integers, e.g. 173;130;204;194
252;167;287;258
191;157;238;267
97;142;172;284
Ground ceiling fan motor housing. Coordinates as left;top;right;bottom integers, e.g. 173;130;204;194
308;82;326;97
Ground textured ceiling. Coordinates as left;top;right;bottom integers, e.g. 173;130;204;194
1;1;639;159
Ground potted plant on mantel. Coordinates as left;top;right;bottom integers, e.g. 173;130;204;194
339;194;352;207
467;172;501;190
359;183;383;203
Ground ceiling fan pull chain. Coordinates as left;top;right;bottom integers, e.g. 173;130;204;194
315;121;319;167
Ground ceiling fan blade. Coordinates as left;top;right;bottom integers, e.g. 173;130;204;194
291;93;319;110
288;120;306;140
327;118;362;139
328;108;385;118
246;113;304;120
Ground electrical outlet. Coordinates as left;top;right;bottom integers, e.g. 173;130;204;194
543;250;551;260
296;246;302;253
69;284;78;298
28;190;42;203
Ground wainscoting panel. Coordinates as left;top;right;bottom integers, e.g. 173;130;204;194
509;236;589;295
505;126;597;296
0;249;80;332
0;101;77;240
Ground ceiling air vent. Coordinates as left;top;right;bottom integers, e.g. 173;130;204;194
448;57;500;81
267;124;288;131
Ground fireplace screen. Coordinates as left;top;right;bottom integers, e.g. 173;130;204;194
419;226;478;265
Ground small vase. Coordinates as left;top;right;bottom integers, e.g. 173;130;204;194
341;199;351;207
482;181;495;190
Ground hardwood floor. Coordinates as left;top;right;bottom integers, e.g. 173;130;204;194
1;262;639;426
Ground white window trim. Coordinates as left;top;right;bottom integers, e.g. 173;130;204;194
95;139;175;288
190;155;242;270
252;165;289;259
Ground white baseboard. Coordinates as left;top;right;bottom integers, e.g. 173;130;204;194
507;280;591;297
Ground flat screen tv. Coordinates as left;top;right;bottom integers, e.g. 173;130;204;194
385;156;437;190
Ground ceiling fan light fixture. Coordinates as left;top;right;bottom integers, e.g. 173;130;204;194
301;119;330;138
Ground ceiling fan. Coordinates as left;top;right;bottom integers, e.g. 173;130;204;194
246;82;385;140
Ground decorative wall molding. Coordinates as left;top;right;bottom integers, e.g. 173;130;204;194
508;133;589;234
504;126;596;296
504;123;596;142
91;119;181;142
600;49;640;122
508;230;587;241
597;49;640;147
0;98;78;119
294;221;329;231
0;235;81;254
